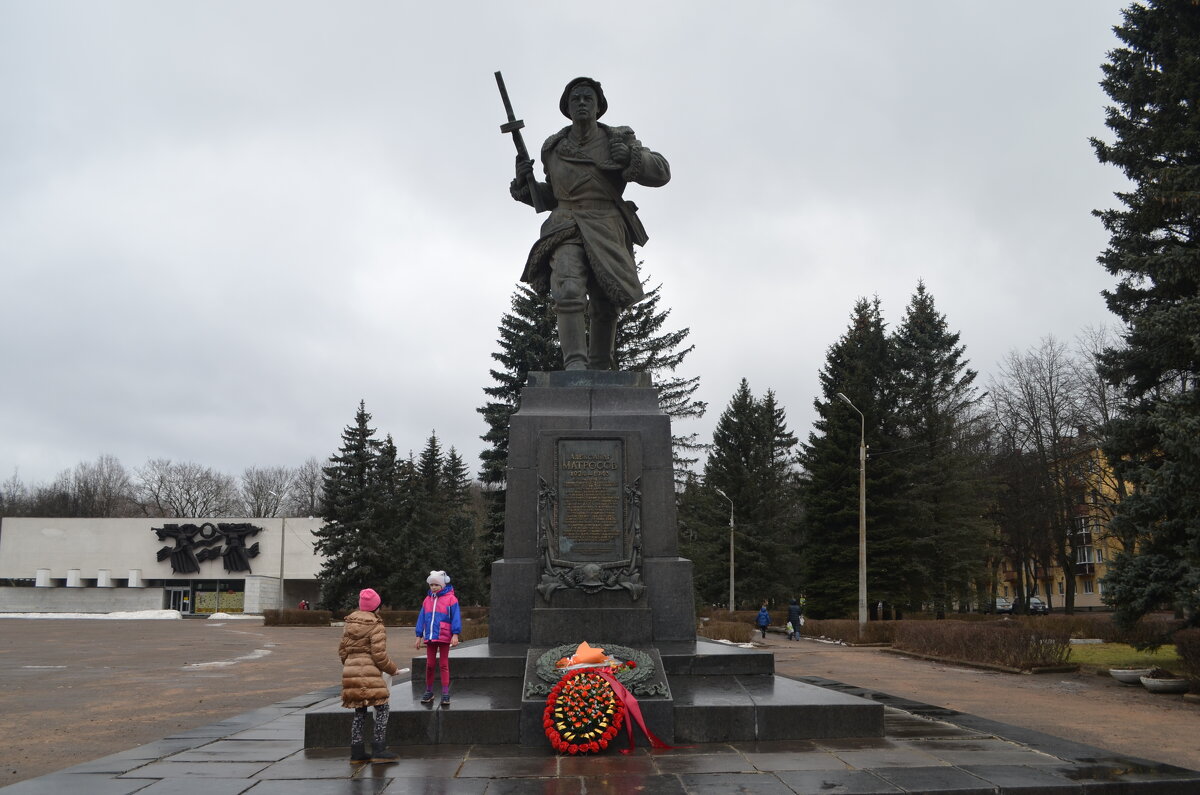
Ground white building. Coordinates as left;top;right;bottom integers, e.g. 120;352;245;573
0;516;324;614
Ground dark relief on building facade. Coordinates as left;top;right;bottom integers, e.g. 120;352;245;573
153;522;262;575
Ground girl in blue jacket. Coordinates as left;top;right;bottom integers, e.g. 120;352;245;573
414;570;461;706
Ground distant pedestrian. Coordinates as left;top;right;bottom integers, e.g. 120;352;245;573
338;588;399;763
415;570;461;707
756;601;770;639
787;598;802;640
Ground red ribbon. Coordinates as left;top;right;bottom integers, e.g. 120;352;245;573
595;669;673;754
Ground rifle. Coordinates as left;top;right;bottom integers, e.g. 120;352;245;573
495;71;546;213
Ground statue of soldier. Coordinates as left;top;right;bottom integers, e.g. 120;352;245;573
511;77;670;370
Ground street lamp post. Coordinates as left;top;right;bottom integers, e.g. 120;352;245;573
270;490;287;610
714;488;735;613
836;392;867;639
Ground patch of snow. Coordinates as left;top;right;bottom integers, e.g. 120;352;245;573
206;612;262;620
184;647;273;669
0;610;182;620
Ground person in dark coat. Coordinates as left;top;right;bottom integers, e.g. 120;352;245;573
787;599;802;640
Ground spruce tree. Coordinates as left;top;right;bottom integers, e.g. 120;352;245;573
890;283;991;617
313;401;381;610
681;379;799;608
441;447;484;604
798;298;901;619
368;434;416;606
616;276;708;478
1092;0;1200;629
402;434;450;599
477;285;560;572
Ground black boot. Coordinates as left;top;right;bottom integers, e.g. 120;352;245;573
350;742;370;762
371;743;398;763
556;310;589;370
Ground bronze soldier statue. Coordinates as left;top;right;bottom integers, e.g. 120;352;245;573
509;77;670;370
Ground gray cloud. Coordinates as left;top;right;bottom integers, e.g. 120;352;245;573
1;0;1129;485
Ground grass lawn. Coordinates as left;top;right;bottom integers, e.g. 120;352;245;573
1069;642;1182;674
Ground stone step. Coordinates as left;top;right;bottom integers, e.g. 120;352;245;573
404;638;775;688
304;678;524;747
671;674;883;743
304;672;883;748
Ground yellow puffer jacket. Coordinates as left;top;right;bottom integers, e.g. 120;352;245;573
338;610;399;708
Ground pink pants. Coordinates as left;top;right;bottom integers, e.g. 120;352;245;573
424;641;451;693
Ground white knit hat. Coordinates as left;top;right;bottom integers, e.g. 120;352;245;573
426;570;449;587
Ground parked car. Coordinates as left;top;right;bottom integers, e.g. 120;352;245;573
1013;595;1050;615
987;597;1013;614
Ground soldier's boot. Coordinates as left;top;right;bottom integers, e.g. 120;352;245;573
587;303;618;371
557;309;589;370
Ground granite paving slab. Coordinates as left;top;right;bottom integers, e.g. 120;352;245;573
675;771;797;793
870;764;998;793
5;677;1200;794
775;768;903;793
377;778;490;794
129;779;256;795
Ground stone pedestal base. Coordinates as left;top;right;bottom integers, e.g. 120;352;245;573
303;638;883;747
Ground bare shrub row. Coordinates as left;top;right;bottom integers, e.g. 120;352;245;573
263;608;333;626
892;620;1072;669
797;619;896;645
697;620;754;643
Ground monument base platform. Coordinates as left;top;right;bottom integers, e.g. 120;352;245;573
303;638;883;748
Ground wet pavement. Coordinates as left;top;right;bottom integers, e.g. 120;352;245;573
4;671;1199;793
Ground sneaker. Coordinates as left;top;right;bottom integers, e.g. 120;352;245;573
440;693;451;707
420;690;434;704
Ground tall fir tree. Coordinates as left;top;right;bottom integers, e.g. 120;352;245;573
401;433;452;602
890;282;991;617
798;298;902;619
313;401;382;610
370;434;419;607
441;447;484;605
615;274;708;478
477;285;560;579
680;379;799;608
1092;0;1200;629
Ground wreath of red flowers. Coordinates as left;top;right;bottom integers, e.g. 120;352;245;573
542;669;626;754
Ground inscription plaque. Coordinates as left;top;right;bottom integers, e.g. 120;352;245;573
557;439;623;561
535;434;645;601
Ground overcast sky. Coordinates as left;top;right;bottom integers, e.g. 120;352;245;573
2;1;1131;488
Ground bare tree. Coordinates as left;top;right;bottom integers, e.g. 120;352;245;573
1072;326;1132;550
135;459;240;518
72;454;138;517
990;336;1088;612
240;465;294;517
287;457;324;517
1;470;30;516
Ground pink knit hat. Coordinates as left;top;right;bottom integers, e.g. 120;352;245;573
358;588;381;612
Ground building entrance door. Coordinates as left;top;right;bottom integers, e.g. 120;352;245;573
167;587;192;614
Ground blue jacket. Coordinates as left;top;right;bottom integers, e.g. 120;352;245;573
756;606;770;627
415;584;462;643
